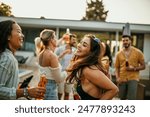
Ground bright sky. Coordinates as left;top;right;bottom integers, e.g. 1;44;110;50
1;0;150;24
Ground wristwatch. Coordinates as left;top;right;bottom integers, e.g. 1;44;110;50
23;88;31;100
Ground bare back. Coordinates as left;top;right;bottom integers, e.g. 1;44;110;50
39;49;59;68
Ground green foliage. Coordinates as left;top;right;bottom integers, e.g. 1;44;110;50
82;0;108;21
0;2;12;16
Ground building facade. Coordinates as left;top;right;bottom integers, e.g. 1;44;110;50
0;16;150;78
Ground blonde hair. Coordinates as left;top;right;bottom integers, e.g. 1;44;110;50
34;37;44;56
40;29;55;46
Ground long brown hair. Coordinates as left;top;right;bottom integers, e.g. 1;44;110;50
66;34;107;83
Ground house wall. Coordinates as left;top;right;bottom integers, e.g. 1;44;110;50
140;34;150;79
143;34;150;62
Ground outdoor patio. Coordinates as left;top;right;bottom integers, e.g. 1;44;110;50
17;52;149;100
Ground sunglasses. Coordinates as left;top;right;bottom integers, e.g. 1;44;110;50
93;38;101;43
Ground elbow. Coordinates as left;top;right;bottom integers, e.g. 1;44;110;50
113;86;119;96
109;85;119;97
100;86;119;100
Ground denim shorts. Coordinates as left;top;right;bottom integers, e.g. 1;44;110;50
44;79;58;100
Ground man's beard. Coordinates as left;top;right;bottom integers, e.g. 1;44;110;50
124;44;130;48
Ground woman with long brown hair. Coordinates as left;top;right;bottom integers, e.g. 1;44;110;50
66;34;118;100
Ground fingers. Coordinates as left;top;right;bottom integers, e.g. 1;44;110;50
37;87;46;95
28;87;46;99
36;90;45;98
37;87;46;97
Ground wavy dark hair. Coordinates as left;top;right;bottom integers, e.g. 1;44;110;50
66;34;106;83
0;20;16;53
104;43;112;66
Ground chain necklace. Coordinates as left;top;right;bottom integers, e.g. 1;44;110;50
123;47;132;61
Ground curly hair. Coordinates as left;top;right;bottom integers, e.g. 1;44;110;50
103;43;112;66
0;20;16;53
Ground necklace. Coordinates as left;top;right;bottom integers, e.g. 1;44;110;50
123;47;132;61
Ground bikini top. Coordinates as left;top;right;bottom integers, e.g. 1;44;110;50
76;81;99;100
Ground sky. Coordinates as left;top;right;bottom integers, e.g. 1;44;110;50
1;0;150;24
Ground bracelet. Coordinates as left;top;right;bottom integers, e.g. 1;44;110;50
23;88;31;100
23;88;28;97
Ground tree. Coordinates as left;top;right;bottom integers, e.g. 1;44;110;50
0;2;12;16
82;0;108;21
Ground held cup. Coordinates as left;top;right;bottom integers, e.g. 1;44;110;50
36;74;47;100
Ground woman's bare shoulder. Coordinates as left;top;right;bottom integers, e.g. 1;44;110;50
83;66;110;86
41;50;58;64
46;50;57;59
83;66;102;76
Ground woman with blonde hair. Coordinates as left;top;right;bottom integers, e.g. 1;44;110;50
38;29;66;100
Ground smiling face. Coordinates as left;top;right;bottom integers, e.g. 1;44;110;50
75;36;91;58
8;23;24;52
122;36;131;49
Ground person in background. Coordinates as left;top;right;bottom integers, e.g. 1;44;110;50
55;34;77;100
115;36;145;100
99;42;112;79
38;29;66;100
0;20;46;100
115;23;145;100
66;34;118;100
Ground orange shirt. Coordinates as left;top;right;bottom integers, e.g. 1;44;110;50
115;46;145;81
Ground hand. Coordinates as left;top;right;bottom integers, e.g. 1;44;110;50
64;49;71;54
126;65;134;71
62;34;70;43
28;87;46;99
18;82;22;88
60;49;71;59
116;78;127;85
